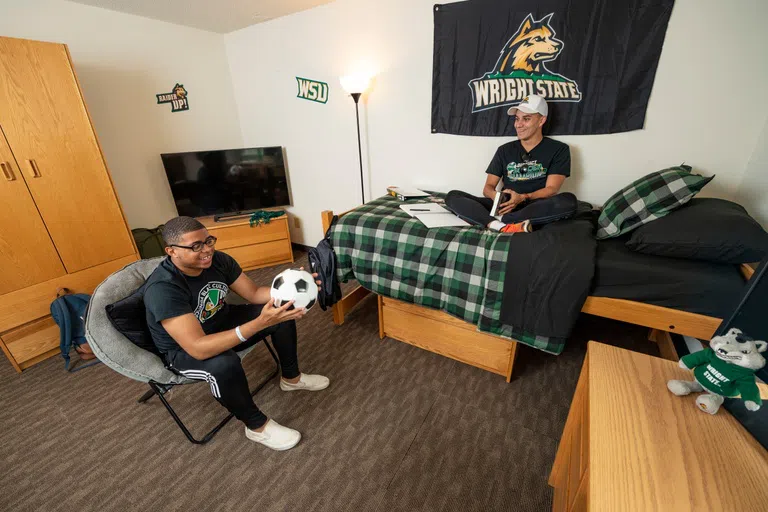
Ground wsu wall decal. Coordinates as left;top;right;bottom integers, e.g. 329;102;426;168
432;1;674;136
296;77;329;104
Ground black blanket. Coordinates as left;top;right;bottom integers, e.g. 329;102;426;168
500;214;596;339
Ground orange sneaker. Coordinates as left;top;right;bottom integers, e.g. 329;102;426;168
500;219;532;234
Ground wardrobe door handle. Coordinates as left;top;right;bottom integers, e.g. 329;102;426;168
0;162;14;181
28;159;41;177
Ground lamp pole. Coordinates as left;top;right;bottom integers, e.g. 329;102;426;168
351;92;365;204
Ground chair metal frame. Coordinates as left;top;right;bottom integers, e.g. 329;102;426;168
136;339;280;445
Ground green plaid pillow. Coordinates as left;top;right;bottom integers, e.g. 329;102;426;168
596;165;713;239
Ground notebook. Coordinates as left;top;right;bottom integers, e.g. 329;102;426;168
416;213;470;228
399;204;469;228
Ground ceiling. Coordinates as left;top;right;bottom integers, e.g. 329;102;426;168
67;0;336;33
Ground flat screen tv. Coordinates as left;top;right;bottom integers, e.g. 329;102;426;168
160;146;290;219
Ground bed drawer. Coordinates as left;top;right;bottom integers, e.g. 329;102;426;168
380;297;516;377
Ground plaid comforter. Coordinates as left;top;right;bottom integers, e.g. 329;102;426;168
329;195;568;354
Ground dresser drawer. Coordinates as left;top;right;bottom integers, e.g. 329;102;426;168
210;218;289;250
0;255;137;333
225;239;293;271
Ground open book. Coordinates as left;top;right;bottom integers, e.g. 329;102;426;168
489;180;507;218
399;204;469;228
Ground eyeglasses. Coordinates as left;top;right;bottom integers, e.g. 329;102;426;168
170;236;217;252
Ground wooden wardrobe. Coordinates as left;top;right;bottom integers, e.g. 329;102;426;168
0;36;138;372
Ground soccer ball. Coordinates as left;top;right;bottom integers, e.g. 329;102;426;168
270;269;318;311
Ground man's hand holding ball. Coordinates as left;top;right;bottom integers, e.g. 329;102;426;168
258;298;306;328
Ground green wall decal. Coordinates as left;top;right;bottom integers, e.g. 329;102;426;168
296;77;328;104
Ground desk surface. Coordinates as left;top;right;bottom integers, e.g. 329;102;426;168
587;341;768;511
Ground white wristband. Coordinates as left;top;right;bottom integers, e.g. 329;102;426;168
235;325;247;343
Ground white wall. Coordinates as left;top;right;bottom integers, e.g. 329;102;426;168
0;0;243;229
737;115;768;228
226;0;768;245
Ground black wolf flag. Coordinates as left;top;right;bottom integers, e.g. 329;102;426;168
431;0;674;136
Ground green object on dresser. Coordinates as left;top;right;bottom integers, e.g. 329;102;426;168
249;210;285;227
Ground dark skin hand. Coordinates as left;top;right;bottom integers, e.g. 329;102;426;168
161;266;323;361
485;174;567;216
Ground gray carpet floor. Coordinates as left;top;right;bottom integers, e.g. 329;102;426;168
0;251;658;512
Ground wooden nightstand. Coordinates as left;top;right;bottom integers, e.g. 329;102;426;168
550;341;768;511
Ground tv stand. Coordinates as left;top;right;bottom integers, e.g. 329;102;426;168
213;210;257;222
197;212;293;271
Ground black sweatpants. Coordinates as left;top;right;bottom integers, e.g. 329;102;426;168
165;304;299;430
445;190;578;228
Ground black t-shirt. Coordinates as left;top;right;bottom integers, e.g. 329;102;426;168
143;251;242;354
485;137;571;194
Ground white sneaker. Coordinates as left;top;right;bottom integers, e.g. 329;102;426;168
280;373;330;392
245;420;301;451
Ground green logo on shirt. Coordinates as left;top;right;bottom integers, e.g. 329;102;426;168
506;161;545;181
195;282;228;323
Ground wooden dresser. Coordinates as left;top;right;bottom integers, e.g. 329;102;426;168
550;342;768;511
198;214;293;271
0;36;138;372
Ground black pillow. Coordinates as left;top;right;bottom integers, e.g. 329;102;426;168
625;198;768;263
105;284;160;355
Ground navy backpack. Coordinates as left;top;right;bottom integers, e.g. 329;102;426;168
50;293;100;372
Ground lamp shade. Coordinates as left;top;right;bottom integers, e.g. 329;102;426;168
339;74;371;94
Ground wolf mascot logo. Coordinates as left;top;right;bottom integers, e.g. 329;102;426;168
494;14;563;75
173;84;188;100
156;83;190;112
470;13;581;112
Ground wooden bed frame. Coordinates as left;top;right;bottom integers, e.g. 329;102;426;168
322;210;755;382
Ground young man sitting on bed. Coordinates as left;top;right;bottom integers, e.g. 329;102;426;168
445;95;578;233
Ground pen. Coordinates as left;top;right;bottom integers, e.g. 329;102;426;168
410;208;430;211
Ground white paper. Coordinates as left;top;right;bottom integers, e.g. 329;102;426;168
399;203;448;217
415;212;470;228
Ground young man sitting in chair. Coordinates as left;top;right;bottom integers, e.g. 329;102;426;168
143;216;328;451
445;95;578;233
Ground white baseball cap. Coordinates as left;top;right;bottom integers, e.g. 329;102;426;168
507;94;548;117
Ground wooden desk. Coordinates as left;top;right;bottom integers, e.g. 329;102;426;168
550;341;768;511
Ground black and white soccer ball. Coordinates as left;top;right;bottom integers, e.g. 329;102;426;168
270;269;318;311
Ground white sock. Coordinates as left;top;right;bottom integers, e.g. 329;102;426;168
488;220;506;231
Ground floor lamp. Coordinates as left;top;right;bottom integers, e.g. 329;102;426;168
340;75;371;204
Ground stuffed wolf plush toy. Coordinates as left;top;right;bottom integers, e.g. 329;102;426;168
667;328;766;415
